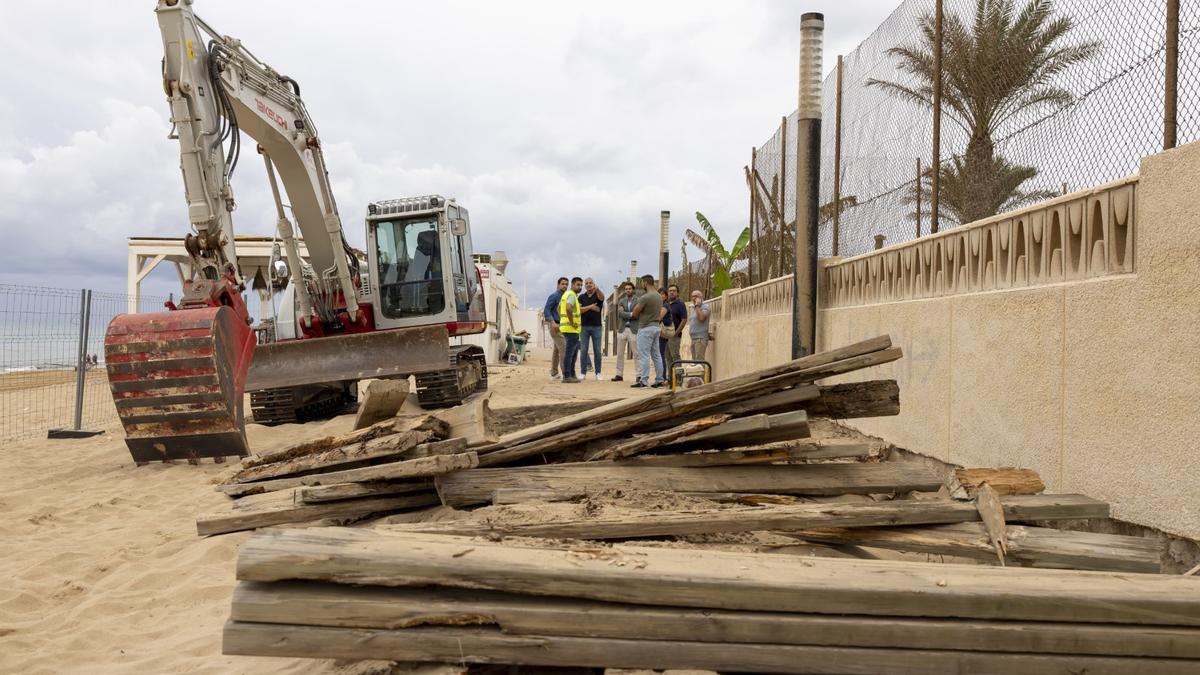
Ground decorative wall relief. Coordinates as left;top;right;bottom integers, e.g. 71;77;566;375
823;177;1137;309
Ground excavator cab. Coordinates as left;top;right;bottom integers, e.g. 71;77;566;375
367;196;486;333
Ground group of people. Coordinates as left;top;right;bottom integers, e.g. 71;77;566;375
543;275;712;387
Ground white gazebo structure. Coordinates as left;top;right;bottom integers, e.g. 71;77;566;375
126;235;309;314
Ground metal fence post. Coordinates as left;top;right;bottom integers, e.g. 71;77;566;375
72;289;92;430
50;288;102;439
1165;0;1179;150
832;54;844;257
793;12;823;359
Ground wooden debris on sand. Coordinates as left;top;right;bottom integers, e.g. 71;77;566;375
198;334;1182;674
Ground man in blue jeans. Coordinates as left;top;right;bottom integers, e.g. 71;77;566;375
577;277;606;380
630;274;665;388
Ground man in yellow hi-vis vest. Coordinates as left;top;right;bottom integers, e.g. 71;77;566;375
559;277;583;383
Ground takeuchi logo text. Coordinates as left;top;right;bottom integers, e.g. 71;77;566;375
255;99;288;130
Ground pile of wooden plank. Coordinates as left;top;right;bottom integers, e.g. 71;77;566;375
198;335;903;536
203;334;1189;672
223;529;1200;673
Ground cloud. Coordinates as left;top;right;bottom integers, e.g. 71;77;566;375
0;0;901;308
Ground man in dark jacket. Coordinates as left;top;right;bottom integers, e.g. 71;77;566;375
542;277;567;380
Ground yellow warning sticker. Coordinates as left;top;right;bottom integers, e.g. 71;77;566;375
186;39;194;60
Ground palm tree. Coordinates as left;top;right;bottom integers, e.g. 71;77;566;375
685;212;750;297
868;0;1099;224
904;153;1059;226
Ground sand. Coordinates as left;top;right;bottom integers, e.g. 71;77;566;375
0;352;642;674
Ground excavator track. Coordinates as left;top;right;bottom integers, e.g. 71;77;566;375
105;306;255;464
415;345;488;408
249;381;358;426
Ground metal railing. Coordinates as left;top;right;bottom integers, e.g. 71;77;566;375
0;284;169;441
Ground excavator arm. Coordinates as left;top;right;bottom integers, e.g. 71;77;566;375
104;0;448;464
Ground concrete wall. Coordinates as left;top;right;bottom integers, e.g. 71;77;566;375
704;142;1200;540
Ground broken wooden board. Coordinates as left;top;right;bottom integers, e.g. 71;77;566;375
385;494;1110;540
616;438;881;467
584;415;731;462
196;492;440;536
220;452;478;498
353;379;411;430
437;462;944;507
955;467;1046;496
230;429;439;484
430;391;497;447
231;582;1200;659
240;416;407;470
801;380;900;419
235;529;1200;625
976;483;1009;565
223;623;1200;675
790;522;1163;573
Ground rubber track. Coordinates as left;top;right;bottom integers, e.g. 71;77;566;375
415;345;487;408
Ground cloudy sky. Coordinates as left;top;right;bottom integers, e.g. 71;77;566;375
0;0;900;309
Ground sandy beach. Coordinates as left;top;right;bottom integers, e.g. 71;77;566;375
0;354;628;674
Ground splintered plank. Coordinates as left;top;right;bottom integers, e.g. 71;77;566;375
196;492;440;536
802;380;901;419
436;462;942;507
235;528;1200;626
791;522;1163;573
239;417;404;470
385;494;1109;540
230;429;439;484
220;452;478;498
223;623;1200;675
231;582;1200;659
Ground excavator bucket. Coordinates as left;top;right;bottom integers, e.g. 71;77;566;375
105;306;256;464
244;324;450;391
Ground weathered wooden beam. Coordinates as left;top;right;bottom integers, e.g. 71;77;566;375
231;582;1200;658
235;528;1200;625
436;462;943;508
584;415;731;461
659;411;810;450
221;452;478;498
616;438;880;468
385;494;1109;540
196;492;440;536
298;479;435;504
222;623;1200;673
790;522;1162;573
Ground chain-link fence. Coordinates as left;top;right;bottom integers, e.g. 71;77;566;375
740;0;1196;282
0;284;169;442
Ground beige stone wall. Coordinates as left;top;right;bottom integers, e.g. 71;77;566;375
705;142;1200;540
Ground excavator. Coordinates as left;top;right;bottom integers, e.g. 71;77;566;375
104;0;487;464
